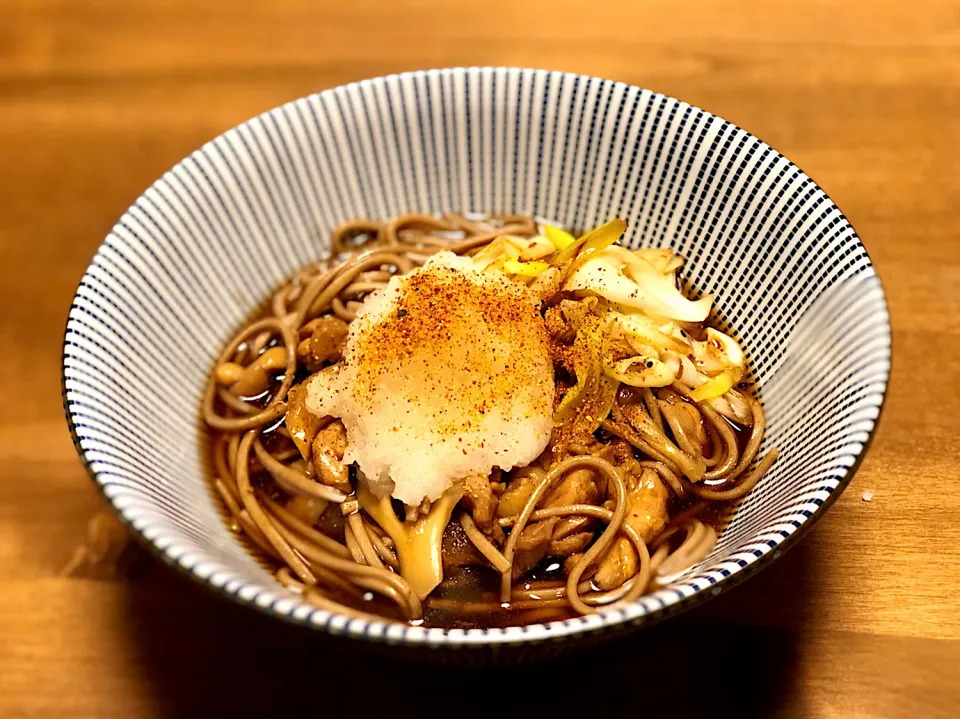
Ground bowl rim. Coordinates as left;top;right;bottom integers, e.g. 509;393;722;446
61;65;892;649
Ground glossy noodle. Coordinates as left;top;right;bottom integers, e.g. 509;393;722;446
202;213;777;628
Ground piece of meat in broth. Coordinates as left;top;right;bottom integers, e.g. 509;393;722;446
511;467;601;576
594;467;669;590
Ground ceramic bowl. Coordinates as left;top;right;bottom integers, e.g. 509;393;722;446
62;67;890;660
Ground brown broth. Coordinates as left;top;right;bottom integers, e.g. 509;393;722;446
203;419;750;630
202;254;759;630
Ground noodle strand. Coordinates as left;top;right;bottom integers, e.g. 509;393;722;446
203;212;778;627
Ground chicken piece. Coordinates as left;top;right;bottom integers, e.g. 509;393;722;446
594;467;669;590
511;467;603;575
510;518;557;579
310;420;351;493
515;519;556;552
496;473;540;518
514;468;597;554
297;316;348;372
548;531;593;556
543;468;598;508
544;468;600;542
551;514;593;542
512;539;550;579
623;468;670;543
593;537;637;590
460;474;499;530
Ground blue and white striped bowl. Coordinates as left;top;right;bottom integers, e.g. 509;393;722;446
62;68;890;658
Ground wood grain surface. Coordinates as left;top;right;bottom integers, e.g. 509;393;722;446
1;1;958;716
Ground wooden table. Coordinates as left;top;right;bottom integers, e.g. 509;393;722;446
2;1;958;716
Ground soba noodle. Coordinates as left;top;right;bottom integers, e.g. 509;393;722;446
202;213;777;627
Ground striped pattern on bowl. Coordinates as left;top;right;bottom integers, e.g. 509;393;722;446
62;67;890;651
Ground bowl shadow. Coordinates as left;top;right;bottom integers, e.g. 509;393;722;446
117;536;820;718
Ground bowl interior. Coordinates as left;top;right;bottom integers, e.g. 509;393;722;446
63;68;890;647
